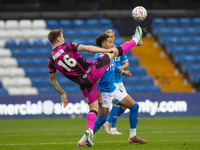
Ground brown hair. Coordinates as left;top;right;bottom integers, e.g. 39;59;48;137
48;28;63;44
96;33;109;47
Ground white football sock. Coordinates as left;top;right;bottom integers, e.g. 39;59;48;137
130;128;136;138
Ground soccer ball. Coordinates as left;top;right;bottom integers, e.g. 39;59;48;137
132;6;147;21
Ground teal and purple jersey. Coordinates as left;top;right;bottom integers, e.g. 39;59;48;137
48;42;111;104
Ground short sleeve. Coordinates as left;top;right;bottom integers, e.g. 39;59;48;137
48;58;56;73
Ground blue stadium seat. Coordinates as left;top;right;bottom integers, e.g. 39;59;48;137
32;40;44;48
184;27;196;35
99;19;112;27
25;68;47;77
152;18;165;27
170;28;186;35
60;19;73;29
161;36;177;45
127;57;140;66
31;78;50;86
187;46;200;54
72;19;85;28
0;89;7;95
167;46;186;55
81;38;95;45
5;40;17;48
193;36;200;44
190;74;200;83
126;85;161;93
86;19;99;28
77;29;90;37
165;18;178;26
46;20;59;29
128;67;147;76
114;38;124;45
179;18;191;26
192;17;200;26
38;87;57;94
63;29;79;38
124;77;153;86
183;65;200;74
154;27;170;36
175;55;200;65
18;40;31;48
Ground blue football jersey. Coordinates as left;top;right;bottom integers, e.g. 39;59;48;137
93;53;119;93
114;54;128;83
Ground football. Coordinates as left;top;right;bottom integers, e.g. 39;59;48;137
132;6;147;21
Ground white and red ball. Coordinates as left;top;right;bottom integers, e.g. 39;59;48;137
132;6;147;21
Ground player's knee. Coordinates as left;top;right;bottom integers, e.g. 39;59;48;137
130;103;139;111
89;110;98;116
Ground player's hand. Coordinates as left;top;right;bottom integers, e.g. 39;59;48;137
124;71;132;77
61;94;68;108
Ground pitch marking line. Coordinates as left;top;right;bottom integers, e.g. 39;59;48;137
0;130;199;137
0;139;200;146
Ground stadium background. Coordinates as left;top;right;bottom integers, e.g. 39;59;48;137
0;0;200;117
0;1;200;150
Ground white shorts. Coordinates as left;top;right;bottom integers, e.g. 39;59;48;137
101;87;128;108
114;82;127;93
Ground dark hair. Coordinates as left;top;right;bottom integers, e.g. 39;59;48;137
48;28;63;44
96;33;109;47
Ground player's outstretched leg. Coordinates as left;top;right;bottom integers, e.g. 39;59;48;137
116;26;143;56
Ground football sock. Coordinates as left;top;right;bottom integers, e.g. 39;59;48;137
118;107;125;116
87;110;97;131
130;128;137;138
116;39;137;56
107;106;119;123
129;103;139;136
93;116;107;134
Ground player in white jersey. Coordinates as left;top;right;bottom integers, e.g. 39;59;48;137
77;33;147;146
103;29;129;135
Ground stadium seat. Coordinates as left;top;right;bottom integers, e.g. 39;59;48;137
170;28;186;35
192;17;200;26
128;67;147;76
114;38;124;45
165;18;178;26
99;19;112;27
60;19;73;29
0;48;12;57
182;65;200;74
127;57;140;66
19;20;32;29
179;18;191;26
0;58;18;67
154;27;171;36
1;77;32;88
18;40;31;48
0;20;5;29
7;87;38;95
152;18;165;27
46;19;59;29
5;40;17;48
5;20;18;29
175;55;200;65
32;19;46;29
86;19;99;28
32;40;44;47
72;19;85;28
0;88;7;94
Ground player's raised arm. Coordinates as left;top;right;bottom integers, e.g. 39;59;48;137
77;44;113;53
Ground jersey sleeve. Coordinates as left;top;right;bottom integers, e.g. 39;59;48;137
68;42;80;51
121;54;128;63
48;58;56;73
115;66;120;73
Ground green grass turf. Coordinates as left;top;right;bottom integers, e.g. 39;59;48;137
0;116;200;150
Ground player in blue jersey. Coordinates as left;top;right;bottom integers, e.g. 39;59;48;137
77;33;147;146
103;29;129;135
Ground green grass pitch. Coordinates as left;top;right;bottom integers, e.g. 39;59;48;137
0;116;200;150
